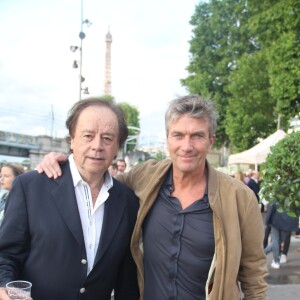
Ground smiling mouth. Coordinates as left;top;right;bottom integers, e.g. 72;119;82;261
180;156;194;159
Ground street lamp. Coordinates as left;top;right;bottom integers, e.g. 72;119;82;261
70;0;92;101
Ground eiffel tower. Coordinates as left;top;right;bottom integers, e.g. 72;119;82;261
104;30;112;96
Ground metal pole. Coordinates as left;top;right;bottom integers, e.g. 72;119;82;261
79;0;83;101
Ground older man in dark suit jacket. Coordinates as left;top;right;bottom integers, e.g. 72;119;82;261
0;98;139;300
247;171;260;202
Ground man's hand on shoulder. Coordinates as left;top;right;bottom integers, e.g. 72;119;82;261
35;152;68;179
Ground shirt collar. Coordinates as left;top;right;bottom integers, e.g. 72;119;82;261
164;166;209;197
68;154;113;190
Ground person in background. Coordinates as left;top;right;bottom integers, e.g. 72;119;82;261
0;98;139;300
0;184;7;201
36;95;268;299
264;203;299;269
117;159;126;173
247;170;260;203
280;232;291;264
243;169;251;185
0;163;25;225
234;171;245;183
108;162;118;177
259;186;271;248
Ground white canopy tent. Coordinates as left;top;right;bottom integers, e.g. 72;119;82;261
228;129;287;171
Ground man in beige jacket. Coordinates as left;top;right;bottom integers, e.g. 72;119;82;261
37;95;268;299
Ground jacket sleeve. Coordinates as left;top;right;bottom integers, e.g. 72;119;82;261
0;176;30;286
238;195;268;299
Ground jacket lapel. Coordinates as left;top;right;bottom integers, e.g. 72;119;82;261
50;163;85;249
93;183;126;265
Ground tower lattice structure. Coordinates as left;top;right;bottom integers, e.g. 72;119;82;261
104;30;112;96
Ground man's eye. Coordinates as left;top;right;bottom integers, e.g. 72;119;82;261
103;136;113;144
193;133;206;139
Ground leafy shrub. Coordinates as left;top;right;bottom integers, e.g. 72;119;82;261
261;131;300;217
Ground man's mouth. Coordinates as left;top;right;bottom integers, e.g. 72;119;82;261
87;157;105;161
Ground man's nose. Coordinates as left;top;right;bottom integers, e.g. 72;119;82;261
182;136;193;151
91;136;104;150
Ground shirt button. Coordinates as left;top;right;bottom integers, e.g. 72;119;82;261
81;259;87;264
80;287;86;293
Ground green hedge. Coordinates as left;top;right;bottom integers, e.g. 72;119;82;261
261;131;300;217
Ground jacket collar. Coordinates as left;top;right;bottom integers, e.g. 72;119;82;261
50;163;128;269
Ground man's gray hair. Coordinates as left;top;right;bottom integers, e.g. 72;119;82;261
165;95;218;137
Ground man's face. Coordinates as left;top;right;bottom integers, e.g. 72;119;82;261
117;161;126;173
167;115;215;175
70;105;119;181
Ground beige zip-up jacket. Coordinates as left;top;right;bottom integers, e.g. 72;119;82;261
119;159;268;300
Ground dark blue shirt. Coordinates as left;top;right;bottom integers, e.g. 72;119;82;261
143;168;214;300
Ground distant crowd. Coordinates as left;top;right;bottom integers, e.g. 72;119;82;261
233;169;300;269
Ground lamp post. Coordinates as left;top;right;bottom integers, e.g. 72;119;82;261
71;0;91;101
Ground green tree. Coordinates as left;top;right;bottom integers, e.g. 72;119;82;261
153;150;166;161
181;0;254;148
261;132;300;216
101;95;114;102
183;0;300;152
268;32;300;126
248;0;300;129
100;95;140;153
226;51;275;152
118;102;140;152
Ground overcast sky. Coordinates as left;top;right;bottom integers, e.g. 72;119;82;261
0;0;199;149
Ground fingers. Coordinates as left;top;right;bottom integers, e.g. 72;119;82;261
35;152;67;179
0;287;11;300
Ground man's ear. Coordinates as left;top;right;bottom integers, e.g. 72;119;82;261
70;138;74;152
209;135;216;149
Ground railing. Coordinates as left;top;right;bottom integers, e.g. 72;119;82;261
0;131;39;149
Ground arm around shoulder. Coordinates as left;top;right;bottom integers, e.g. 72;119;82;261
35;152;68;179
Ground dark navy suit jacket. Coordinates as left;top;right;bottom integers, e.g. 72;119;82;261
247;178;260;202
0;162;139;300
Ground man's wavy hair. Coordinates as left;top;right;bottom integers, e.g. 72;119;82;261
165;95;218;137
65;97;128;148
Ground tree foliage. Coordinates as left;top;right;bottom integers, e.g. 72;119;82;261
261;132;300;216
182;0;300;151
118;102;140;152
100;95;140;152
182;0;255;148
226;51;275;151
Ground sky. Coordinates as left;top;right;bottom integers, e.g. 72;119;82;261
0;0;199;150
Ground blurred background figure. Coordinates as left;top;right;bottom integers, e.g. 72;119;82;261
247;170;260;203
117;159;127;174
234;171;245;183
108;162;118;177
0;183;7;202
264;203;299;269
244;169;252;185
0;163;25;225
